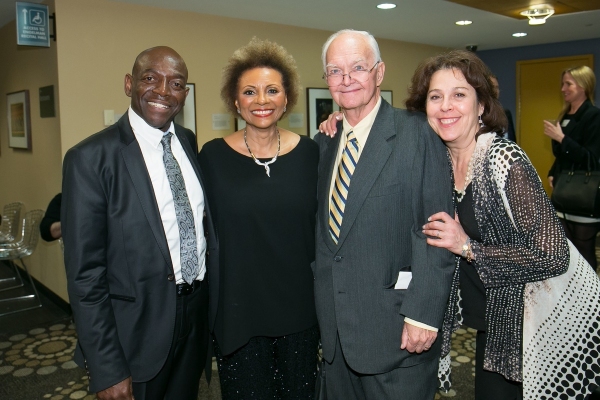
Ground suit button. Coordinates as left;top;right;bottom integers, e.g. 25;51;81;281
167;274;175;281
206;251;210;256
334;256;342;262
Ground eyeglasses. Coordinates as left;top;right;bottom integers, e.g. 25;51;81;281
322;61;380;86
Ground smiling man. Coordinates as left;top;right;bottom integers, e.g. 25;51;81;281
313;30;455;399
62;46;217;400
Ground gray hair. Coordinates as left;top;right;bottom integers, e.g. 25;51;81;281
321;29;381;71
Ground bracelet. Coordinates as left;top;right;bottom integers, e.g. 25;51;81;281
461;238;470;259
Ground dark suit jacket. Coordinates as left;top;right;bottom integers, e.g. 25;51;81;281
61;113;218;393
313;100;454;374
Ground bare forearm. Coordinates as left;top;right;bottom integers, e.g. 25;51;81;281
50;222;61;239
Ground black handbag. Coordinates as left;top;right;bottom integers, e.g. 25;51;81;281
551;159;600;218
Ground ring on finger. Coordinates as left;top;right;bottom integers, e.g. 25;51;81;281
437;230;441;238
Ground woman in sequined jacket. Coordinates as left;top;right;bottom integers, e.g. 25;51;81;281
412;51;600;400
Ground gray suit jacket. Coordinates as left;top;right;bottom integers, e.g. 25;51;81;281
313;99;454;374
62;113;219;392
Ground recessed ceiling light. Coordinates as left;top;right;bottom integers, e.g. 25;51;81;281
377;3;397;9
455;20;472;26
513;32;527;37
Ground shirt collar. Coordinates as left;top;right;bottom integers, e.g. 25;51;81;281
128;107;175;149
341;96;382;148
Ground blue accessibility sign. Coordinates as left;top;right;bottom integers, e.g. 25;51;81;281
16;2;50;47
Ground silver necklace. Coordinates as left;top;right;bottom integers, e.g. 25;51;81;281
454;155;474;203
243;128;280;177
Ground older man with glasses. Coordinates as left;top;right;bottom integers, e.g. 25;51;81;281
312;29;455;399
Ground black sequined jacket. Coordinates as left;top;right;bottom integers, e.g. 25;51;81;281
440;133;569;382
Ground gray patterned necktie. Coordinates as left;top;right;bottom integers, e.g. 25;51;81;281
161;133;199;285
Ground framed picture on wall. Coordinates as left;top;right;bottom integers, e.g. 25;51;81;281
381;90;393;105
7;90;32;150
306;88;340;139
174;83;197;135
235;116;246;131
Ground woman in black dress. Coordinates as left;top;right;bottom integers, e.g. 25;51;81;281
198;38;319;399
544;66;600;270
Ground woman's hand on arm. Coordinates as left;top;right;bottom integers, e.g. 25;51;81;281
422;211;469;256
318;111;344;137
543;120;565;143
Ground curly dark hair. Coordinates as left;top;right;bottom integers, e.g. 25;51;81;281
221;37;300;117
405;50;506;137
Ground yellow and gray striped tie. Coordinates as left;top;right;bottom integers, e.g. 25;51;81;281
329;131;359;244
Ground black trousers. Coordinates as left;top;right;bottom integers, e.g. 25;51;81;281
132;279;209;400
474;331;522;400
214;325;320;399
559;218;600;270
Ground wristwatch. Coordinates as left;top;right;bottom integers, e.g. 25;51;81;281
461;238;473;263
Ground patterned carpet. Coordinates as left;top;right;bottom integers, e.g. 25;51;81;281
0;320;476;399
0;320;91;400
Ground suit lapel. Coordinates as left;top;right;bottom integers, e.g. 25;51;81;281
174;128;205;194
318;130;343;254
118;114;173;268
335;100;395;248
174;127;216;240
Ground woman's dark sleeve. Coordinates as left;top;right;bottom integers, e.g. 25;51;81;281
556;108;600;169
471;154;569;288
40;193;62;242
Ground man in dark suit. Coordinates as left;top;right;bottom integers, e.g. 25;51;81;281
314;30;455;399
62;46;217;400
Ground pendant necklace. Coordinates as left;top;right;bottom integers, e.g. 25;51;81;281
244;128;280;177
454;154;474;203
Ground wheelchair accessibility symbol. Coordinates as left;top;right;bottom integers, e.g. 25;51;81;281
29;10;46;26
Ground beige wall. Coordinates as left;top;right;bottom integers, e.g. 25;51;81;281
1;0;445;303
0;1;67;300
55;0;445;151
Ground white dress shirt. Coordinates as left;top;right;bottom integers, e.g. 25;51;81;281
129;107;207;283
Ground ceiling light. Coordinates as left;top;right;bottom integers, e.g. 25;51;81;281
377;3;397;9
520;7;554;25
513;32;527;37
455;20;472;26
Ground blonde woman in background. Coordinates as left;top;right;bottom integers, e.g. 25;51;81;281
545;66;600;270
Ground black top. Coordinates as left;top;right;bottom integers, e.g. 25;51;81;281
40;193;61;242
549;99;600;179
456;184;486;331
198;136;319;355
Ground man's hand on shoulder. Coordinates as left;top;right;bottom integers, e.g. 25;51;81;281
400;322;437;354
96;376;134;400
